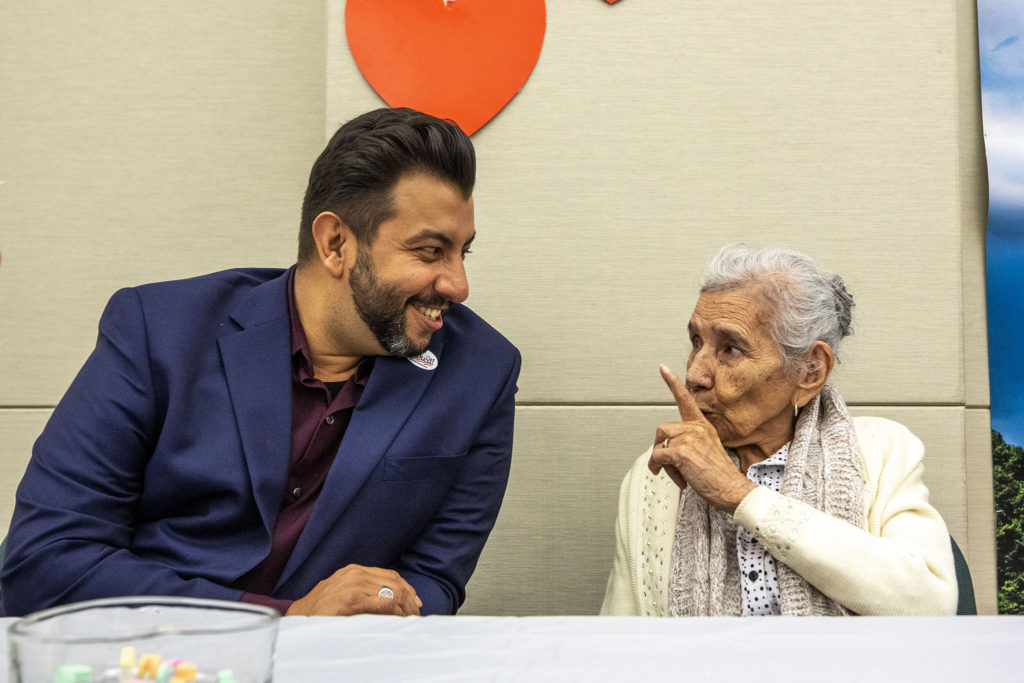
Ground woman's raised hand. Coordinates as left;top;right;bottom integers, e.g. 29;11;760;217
648;364;755;513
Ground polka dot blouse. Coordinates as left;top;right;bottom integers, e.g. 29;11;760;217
737;442;788;616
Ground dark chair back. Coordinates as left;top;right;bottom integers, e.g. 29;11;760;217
951;536;977;615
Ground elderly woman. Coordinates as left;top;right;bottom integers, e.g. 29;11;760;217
601;245;958;616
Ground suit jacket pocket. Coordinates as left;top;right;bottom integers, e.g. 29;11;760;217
383;451;470;482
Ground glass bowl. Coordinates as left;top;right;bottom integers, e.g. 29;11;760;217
7;596;279;683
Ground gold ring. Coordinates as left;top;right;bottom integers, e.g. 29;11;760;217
662;438;670;448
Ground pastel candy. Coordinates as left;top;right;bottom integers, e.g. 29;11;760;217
157;662;175;683
138;653;162;678
52;665;91;683
216;671;236;683
173;661;197;681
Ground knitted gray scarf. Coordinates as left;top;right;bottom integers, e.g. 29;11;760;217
668;383;864;616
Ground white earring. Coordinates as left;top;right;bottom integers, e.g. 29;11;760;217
794;403;799;418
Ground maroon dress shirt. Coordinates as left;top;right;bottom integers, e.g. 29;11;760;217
237;268;372;613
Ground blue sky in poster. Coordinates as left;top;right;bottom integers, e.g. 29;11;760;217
980;1;1024;445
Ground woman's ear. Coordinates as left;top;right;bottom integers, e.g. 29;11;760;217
796;341;835;406
311;211;356;278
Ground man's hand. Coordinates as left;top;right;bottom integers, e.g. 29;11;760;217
285;564;422;617
648;364;755;513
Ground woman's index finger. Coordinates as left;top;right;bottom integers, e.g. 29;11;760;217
659;364;703;422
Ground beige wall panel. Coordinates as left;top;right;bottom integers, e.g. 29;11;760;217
326;1;965;405
0;410;50;537
0;2;327;405
2;403;974;616
462;406;677;616
965;409;997;614
1;0;992;618
957;0;991;409
463;404;969;616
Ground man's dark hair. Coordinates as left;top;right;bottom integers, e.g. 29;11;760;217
297;107;476;264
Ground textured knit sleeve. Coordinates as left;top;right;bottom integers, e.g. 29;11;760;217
600;458;642;616
732;417;958;615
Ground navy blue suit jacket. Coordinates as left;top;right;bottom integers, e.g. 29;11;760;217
0;268;520;616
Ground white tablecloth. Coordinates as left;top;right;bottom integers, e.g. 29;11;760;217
4;615;1023;682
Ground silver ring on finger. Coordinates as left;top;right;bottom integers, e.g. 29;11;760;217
378;585;394;600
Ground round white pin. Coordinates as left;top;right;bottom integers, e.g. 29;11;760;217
407;350;438;370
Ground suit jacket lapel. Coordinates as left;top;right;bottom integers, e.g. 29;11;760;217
218;272;292;538
277;334;446;587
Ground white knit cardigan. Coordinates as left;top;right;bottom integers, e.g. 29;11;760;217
600;416;958;616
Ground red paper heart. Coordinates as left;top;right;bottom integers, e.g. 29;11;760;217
346;0;546;136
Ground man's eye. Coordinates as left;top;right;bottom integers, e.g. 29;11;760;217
690;336;701;349
419;246;443;257
461;249;473;259
724;344;742;355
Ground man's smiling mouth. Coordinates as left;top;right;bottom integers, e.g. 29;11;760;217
412;304;443;320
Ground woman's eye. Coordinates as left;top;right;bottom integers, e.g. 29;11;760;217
724;345;742;355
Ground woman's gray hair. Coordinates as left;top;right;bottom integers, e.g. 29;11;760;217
701;244;854;371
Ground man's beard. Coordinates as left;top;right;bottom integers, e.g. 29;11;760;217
349;246;434;357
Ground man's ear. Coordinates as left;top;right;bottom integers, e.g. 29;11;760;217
311;212;357;278
795;341;835;408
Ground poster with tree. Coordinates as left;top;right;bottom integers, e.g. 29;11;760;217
978;0;1024;614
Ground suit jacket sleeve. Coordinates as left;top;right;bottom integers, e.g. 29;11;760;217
390;347;521;615
0;288;242;616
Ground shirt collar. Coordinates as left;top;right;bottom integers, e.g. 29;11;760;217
749;442;790;470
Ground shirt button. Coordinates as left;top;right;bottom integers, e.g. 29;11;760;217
292;487;302;498
748;570;759;581
325;415;335;425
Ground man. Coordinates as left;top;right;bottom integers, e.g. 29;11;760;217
0;108;521;617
